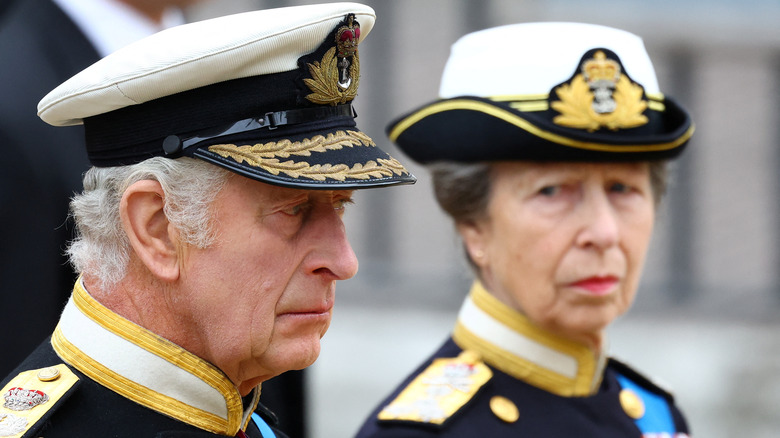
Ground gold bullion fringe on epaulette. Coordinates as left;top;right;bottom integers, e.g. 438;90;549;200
377;350;492;425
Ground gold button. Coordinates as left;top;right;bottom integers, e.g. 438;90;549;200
490;395;519;423
619;389;645;419
37;366;61;382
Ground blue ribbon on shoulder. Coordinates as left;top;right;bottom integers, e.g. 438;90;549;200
616;374;676;434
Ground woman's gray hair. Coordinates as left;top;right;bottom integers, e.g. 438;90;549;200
429;160;669;272
67;157;230;290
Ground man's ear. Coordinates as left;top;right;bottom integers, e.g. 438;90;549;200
120;180;180;282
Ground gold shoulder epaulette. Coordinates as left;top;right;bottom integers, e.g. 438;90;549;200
378;350;492;425
0;364;79;437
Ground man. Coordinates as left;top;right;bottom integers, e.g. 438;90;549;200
0;3;414;437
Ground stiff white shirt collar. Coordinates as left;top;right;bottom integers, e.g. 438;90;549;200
52;279;258;435
453;281;609;397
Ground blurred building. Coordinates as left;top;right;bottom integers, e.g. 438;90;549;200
190;1;780;437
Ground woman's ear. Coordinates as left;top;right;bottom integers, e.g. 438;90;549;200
457;220;490;269
120;180;180;282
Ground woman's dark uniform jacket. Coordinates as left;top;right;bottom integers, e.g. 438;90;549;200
355;284;690;438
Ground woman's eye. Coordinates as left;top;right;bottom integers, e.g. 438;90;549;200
538;185;559;196
609;182;631;193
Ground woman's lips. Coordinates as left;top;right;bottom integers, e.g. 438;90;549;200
569;276;619;295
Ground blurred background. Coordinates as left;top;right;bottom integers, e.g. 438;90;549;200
4;0;778;436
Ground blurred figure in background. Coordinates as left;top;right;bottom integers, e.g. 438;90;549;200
0;0;14;18
356;22;694;437
0;1;308;435
0;0;195;377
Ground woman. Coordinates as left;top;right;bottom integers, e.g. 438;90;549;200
356;22;694;437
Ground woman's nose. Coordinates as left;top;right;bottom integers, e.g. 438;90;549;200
574;190;620;251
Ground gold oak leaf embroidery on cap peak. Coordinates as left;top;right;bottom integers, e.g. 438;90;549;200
208;130;408;181
210;130;375;159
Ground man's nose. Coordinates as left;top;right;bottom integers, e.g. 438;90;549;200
308;207;359;280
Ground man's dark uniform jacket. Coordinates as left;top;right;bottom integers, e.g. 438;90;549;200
0;282;287;437
356;283;691;438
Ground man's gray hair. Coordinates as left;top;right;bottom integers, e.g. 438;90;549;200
67;157;230;290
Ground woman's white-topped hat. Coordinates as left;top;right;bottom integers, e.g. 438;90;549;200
387;22;694;163
38;2;415;189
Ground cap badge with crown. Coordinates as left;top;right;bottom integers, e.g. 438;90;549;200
552;49;649;132
305;13;361;105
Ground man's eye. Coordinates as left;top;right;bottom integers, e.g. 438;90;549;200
282;203;309;216
333;198;354;211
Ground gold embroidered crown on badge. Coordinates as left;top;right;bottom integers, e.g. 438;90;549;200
304;13;361;105
551;50;649;132
378;350;492;425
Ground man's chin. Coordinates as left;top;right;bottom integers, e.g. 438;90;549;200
264;337;323;374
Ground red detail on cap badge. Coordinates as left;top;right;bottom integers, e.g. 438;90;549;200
335;14;360;89
3;387;49;411
304;14;362;103
335;14;360;58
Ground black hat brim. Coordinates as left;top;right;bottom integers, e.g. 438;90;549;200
387;96;694;164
